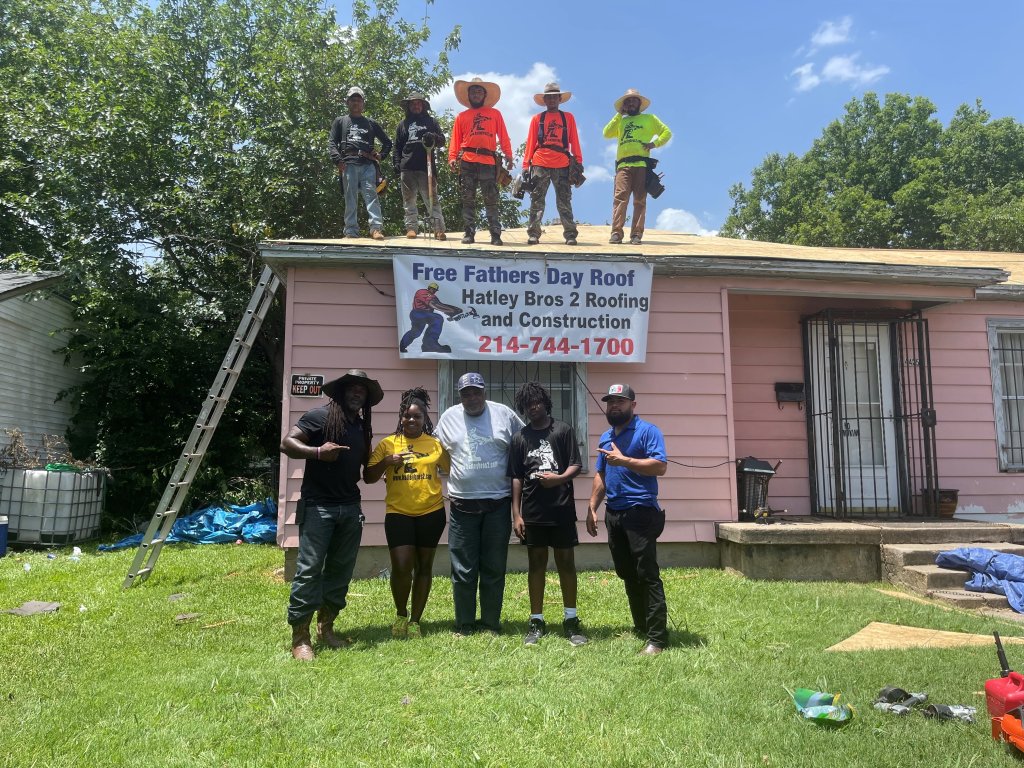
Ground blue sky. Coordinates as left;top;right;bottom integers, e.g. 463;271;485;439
366;1;1024;235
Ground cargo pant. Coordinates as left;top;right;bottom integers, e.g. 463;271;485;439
527;165;578;242
459;160;501;238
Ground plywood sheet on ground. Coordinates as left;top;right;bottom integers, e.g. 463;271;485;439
827;621;1024;652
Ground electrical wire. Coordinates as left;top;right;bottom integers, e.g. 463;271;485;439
571;364;734;470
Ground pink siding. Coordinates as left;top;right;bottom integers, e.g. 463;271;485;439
927;301;1024;515
274;256;1016;548
278;270;737;547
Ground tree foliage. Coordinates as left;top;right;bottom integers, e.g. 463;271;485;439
722;92;1024;251
0;0;483;526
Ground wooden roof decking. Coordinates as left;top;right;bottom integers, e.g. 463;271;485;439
261;225;1018;293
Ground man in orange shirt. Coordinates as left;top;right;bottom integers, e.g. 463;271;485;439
523;83;583;246
448;77;513;246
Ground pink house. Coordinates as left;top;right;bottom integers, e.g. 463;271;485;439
261;226;1023;568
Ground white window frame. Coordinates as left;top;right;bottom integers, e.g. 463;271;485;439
987;318;1024;472
438;361;590;472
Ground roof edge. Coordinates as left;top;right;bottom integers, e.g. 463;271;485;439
259;243;1008;289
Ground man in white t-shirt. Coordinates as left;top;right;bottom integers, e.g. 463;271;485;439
434;372;525;634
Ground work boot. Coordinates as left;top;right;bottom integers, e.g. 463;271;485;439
527;236;539;245
490;234;504;246
461;231;475;244
290;619;315;661
435;231;447;241
371;230;385;241
405;230;417;239
316;607;350;650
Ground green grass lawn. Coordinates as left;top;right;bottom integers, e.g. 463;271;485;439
1;543;1021;767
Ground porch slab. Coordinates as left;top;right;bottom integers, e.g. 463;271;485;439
716;517;1024;582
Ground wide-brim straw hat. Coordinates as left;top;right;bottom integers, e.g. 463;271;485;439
533;82;572;106
613;88;651;113
454;77;501;109
401;91;431;111
322;369;384;407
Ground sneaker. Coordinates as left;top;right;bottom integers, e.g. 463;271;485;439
609;233;623;244
527;236;539;245
563;617;588;646
391;615;408;638
565;238;577;246
490;235;504;246
461;234;475;244
407;621;422;639
405;230;417;239
523;618;546;645
629;236;642;245
371;230;385;241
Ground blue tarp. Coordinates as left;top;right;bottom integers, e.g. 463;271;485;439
935;547;1024;613
99;498;277;551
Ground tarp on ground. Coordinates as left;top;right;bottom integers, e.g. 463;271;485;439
935;547;1024;613
99;498;277;551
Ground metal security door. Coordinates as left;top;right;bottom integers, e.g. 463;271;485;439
804;311;938;518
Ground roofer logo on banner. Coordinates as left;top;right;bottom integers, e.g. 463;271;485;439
398;281;463;355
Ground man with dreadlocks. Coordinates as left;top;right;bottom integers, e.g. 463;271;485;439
365;387;449;639
280;369;383;661
508;382;586;646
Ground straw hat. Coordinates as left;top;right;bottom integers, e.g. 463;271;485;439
533;82;572;106
454;77;501;108
613;88;651;113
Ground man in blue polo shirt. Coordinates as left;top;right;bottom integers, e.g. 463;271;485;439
586;383;668;655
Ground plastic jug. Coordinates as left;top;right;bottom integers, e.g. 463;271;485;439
987;672;1024;718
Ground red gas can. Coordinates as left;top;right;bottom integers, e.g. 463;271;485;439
986;671;1024;718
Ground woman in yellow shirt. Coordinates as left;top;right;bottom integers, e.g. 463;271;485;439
366;387;450;638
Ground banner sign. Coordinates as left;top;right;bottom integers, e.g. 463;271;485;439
393;253;652;362
290;374;324;397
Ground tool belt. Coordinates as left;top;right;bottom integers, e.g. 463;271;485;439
615;155;665;198
457;147;512;187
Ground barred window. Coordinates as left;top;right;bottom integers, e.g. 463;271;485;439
438;361;589;471
988;320;1024;470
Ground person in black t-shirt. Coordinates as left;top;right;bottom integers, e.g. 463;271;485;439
508;382;587;646
393;92;447;240
280;369;383;660
328;86;393;240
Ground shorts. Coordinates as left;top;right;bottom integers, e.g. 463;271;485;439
385;507;446;549
523;521;579;549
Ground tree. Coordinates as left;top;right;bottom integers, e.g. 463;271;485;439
722;93;1024;251
0;0;479;526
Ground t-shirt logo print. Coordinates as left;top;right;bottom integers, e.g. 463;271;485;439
407;122;426;145
527;439;558;477
620;122;641;145
470;113;492;136
347;124;369;143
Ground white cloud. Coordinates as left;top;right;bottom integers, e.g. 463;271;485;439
431;62;556;165
585;165;612;183
821;54;890;86
810;16;852;50
655;208;718;237
791;54;888;92
791;63;821;92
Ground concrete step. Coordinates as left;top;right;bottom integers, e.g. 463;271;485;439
895;564;972;592
926;588;1011;611
882;542;1024;573
876;522;1024;545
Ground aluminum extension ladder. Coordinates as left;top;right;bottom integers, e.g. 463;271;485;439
123;265;281;588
